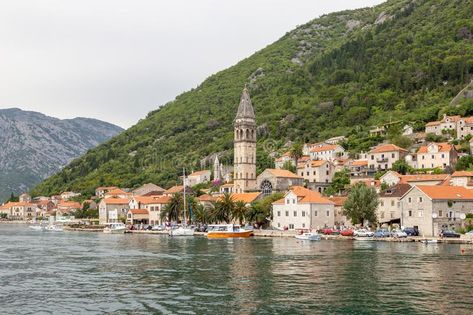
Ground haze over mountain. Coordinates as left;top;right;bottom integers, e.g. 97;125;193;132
32;0;473;197
0;108;123;201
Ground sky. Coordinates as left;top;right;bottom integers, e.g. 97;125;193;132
0;0;384;128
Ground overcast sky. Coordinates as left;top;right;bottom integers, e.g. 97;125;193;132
0;0;384;128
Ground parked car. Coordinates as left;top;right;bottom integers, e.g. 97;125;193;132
340;229;354;237
466;230;473;235
391;229;407;238
354;229;374;237
439;230;460;238
374;229;391;238
403;227;419;236
321;228;334;235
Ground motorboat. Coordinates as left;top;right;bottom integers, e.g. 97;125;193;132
29;225;46;231
45;224;64;232
206;224;253;239
168;226;195;236
103;222;126;234
295;232;321;241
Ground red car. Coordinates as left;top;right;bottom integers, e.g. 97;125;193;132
321;228;340;235
340;229;354;236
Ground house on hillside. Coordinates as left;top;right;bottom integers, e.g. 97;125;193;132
95;186;118;198
186;170;211;186
368;144;408;171
271;186;335;230
297;160;335;193
416;142;457;170
377;183;411;225
425;114;460;136
98;198;130;224
309;144;346;161
132;183;165;196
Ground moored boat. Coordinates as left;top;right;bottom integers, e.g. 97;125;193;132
169;226;195;236
45;224;64;232
103;222;126;234
295;232;321;241
29;225;46;231
206;224;253;239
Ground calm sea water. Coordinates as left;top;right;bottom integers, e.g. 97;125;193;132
0;225;472;315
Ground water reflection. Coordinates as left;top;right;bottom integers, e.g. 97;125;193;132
0;226;472;314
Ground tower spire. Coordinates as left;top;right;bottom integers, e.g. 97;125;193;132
235;86;255;120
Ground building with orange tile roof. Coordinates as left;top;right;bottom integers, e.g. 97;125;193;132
0;201;37;220
256;169;304;195
309;144;346;161
98;197;131;224
230;192;262;205
95;186;118;198
416;142;457;170
377;183;412;225
271;186;335;231
104;188;131;199
296;159;335;193
186;170;211;186
425;114;461;136
129;195;171;225
126;209;149;225
368;144;408;171
400;185;473;236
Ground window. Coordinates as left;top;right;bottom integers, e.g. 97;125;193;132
371;155;374;160
391;153;395;158
418;210;424;217
408;197;412;203
302;223;306;228
277;211;281;217
391;200;395;207
307;172;309;176
277;223;280;228
408;210;412;217
289;224;294;230
439;210;443;217
294;211;297;217
314;211;318;217
285;211;289;217
326;171;329;175
441;154;445;158
380;212;385;219
313;171;316;175
300;172;304;176
326;210;330;217
302;211;305;217
293;199;296;204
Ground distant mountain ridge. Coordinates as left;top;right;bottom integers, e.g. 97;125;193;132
0;108;123;201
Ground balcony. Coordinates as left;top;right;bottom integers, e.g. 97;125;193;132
376;157;388;163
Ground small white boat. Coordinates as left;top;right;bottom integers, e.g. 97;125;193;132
29;225;46;231
45;225;64;232
422;239;438;244
295;232;321;241
103;222;126;234
169;226;195;236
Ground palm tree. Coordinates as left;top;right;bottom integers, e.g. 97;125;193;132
193;204;212;225
160;193;183;222
232;201;248;225
289;142;303;167
212;193;234;223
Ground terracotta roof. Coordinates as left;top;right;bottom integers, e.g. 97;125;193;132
351;160;368;167
189;170;210;176
164;185;185;194
198;194;218;202
379;183;412;198
58;201;81;208
442;115;461;123
153;196;172;204
310;145;339;153
129;209;149;215
399;174;448;183
265;169;303;179
102;198;130;205
221;183;234;188
134;196;160;204
452;171;473;177
461;117;473;124
328;196;347;206
370;144;407;153
415;185;473;200
417;143;453;154
426;121;440;127
273;186;333;205
298;156;311;162
105;188;128;195
230;192;261;203
297;160;327;169
1;201;34;208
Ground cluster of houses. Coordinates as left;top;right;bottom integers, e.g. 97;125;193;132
3;88;473;238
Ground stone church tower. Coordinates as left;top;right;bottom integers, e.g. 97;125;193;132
234;87;257;193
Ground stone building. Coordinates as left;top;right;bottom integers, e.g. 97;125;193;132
368;144;408;171
234;87;257;193
256;169;304;195
416;142;457;170
377;183;411;225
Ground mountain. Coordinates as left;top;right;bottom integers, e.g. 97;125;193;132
32;0;473;197
0;108;123;201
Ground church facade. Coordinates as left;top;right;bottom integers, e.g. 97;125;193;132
233;87;257;193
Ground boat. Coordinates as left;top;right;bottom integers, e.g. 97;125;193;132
29;225;46;231
295;232;321;241
206;224;253;239
45;224;64;232
422;239;438;244
103;222;126;234
169;226;195;236
168;168;194;237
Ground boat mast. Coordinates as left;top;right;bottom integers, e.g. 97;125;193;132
183;167;187;227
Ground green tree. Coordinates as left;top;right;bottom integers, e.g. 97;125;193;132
324;169;350;196
343;183;379;226
193;204;212;225
160;193;183;222
212;193;234;223
390;135;412;150
282;160;296;173
289;142;304;166
391;160;413;175
246;193;283;227
456;156;473;171
232;201;248;225
7;193;19;203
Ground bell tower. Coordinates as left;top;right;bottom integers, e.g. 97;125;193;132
234;86;257;193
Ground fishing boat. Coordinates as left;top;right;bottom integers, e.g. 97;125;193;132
206;224;253;239
295;232;321;241
103;222;126;234
168;168;194;237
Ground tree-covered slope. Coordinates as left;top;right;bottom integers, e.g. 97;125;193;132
32;0;473;197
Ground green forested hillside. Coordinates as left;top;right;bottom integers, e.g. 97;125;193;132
32;0;473;197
